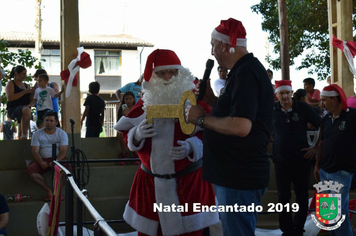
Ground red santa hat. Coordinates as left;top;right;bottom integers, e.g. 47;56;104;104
274;80;292;94
211;18;247;54
144;49;183;81
321;84;348;111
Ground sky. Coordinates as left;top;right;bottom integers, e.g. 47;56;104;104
1;0;330;91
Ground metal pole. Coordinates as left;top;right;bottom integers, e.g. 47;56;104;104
77;149;83;236
65;176;74;236
51;143;56;188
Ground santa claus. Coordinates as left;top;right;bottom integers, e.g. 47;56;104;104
114;49;218;236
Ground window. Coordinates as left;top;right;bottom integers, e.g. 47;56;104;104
41;49;61;75
94;51;121;76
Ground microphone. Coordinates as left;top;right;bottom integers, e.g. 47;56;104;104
197;59;214;101
69;119;75;125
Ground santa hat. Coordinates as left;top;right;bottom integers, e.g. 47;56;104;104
144;49;183;81
211;18;247;54
274;80;292;94
321;84;348;110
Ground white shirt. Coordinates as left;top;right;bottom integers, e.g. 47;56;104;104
33;87;56;111
212;78;226;97
31;128;68;158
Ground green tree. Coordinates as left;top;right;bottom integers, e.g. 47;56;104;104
0;39;42;112
251;0;356;81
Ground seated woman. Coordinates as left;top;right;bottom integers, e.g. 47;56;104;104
5;66;35;139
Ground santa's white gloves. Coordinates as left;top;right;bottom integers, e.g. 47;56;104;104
170;137;203;162
133;119;157;143
171;141;192;160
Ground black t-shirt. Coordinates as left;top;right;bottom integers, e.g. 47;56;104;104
6;80;31;109
202;53;274;190
273;99;322;162
84;94;105;127
320;108;356;173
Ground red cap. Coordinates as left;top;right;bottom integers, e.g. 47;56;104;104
211;18;247;53
144;49;183;81
274;80;292;94
321;84;348;110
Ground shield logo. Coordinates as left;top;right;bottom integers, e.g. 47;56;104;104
315;193;342;225
292;113;299;121
339;121;346;130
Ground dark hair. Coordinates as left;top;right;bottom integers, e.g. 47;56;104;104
334;96;341;103
44;110;59;122
266;69;273;76
135;75;144;85
293;89;307;101
7;65;26;80
122;91;135;104
33;69;47;78
217;66;227;72
117;91;136;121
38;74;49;81
89;81;100;94
303;78;315;87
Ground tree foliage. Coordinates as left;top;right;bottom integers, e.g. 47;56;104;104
251;0;356;81
0;39;42;112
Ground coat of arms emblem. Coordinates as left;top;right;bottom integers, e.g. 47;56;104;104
311;180;346;230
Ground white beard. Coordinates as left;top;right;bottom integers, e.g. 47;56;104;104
142;68;195;110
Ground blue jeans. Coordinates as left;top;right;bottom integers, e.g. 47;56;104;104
319;168;354;236
214;184;266;236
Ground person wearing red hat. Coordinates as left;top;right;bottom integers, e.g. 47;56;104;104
273;80;322;236
114;49;218;236
186;18;274;235
314;84;356;235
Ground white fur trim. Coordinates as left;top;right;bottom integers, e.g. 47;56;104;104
123;203;159;236
321;90;340;97
211;29;247;47
150;118;176;174
275;85;292;94
155;178;185;235
153;65;183;72
123;198;219;236
185;136;203;162
127;126;145;151
114;112;146;132
155;177;220;235
181;210;220;233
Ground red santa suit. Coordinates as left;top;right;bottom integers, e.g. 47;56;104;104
115;49;218;235
115;98;218;236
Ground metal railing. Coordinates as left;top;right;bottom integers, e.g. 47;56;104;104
53;160;119;236
103;101;120;138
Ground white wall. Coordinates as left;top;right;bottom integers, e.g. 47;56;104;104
7;47;141;92
120;50;141;87
79;49;95;93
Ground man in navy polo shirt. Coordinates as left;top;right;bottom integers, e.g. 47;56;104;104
315;84;356;236
187;18;274;235
273;80;322;236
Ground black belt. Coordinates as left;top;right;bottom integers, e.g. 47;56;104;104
140;159;202;179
